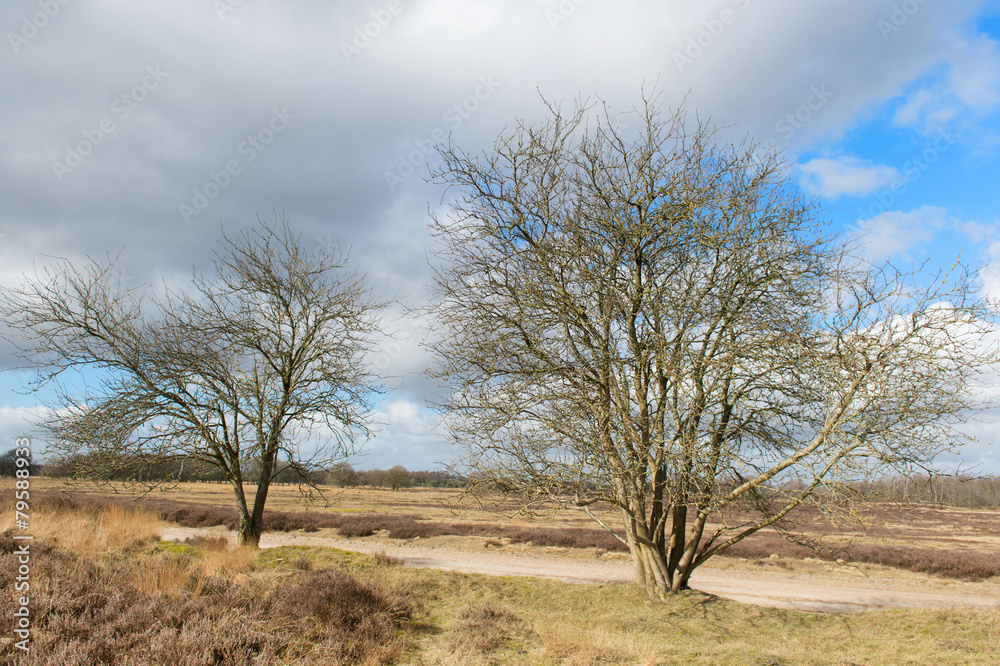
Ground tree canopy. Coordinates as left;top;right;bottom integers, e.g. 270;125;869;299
1;215;387;546
427;93;999;599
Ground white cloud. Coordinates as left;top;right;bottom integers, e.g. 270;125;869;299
357;399;449;470
799;156;903;198
892;34;1000;138
0;405;51;457
946;217;1000;299
948;405;1000;472
892;88;960;130
979;239;1000;301
948;36;1000;110
855;205;948;261
958;219;1000;244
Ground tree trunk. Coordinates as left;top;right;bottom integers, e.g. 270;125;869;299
238;460;274;548
669;510;710;593
229;476;256;548
623;510;673;600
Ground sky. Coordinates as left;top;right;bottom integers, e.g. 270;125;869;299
2;0;1000;473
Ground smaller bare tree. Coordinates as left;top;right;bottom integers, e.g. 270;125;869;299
384;465;412;490
327;462;358;487
1;214;387;547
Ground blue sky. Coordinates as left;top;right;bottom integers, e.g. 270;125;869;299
1;0;999;472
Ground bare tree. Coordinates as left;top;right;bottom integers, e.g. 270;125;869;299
327;461;358;487
1;215;386;547
363;468;387;488
427;93;999;600
384;464;412;490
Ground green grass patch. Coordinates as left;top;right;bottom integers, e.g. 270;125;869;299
154;540;201;557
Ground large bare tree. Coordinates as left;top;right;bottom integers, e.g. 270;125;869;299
428;94;999;599
1;215;386;546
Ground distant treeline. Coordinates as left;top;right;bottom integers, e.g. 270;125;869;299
5;450;463;489
0;448;43;477
322;462;464;489
745;474;1000;509
867;475;1000;508
5;449;997;506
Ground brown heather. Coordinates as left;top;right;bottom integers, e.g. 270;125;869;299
0;499;421;665
116;492;1000;582
16;489;1000;583
0;489;998;664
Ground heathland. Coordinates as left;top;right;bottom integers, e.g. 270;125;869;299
2;478;998;664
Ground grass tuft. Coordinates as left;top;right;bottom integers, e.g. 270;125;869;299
0;494;162;555
373;548;403;566
446;601;535;658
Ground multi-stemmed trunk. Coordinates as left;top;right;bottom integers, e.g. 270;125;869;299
233;455;276;548
619;495;716;600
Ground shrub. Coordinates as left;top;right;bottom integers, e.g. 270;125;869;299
0;498;421;664
292;555;314;571
0;493;162;555
722;533;816;561
270;569;420;664
844;543;1000;581
0;538;419;665
446;602;534;656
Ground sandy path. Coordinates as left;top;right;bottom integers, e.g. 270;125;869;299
160;526;1000;613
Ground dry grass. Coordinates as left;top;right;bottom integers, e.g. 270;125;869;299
201;545;258;577
393;558;1000;665
0;503;421;665
132;552;205;598
0;494;163;555
373;548;403;567
1;492;997;664
178;534;258;577
448;602;534;654
539;625;659;665
182;534;230;551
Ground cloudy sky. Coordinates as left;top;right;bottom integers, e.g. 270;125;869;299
2;0;1000;472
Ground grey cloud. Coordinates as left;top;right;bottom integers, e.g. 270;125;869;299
0;0;994;467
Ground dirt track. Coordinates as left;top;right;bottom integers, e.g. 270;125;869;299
161;526;1000;613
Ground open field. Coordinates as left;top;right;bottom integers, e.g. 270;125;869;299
2;496;999;664
15;478;1000;582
